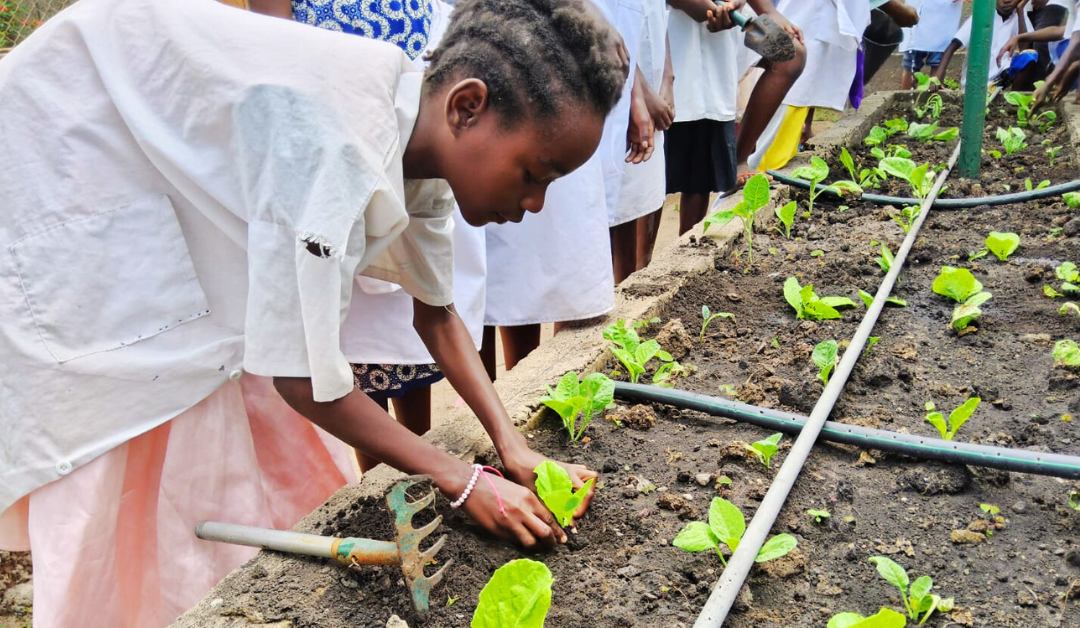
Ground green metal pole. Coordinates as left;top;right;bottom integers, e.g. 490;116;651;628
957;0;996;177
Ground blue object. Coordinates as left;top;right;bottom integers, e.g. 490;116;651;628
1006;49;1039;78
292;0;433;60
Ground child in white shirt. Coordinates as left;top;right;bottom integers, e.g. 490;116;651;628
932;0;1031;88
900;0;965;89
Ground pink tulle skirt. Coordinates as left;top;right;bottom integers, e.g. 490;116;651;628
0;375;357;628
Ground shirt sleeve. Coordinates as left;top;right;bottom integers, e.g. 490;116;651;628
954;16;972;48
362;180;455;307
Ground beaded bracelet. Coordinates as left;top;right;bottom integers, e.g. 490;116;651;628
450;464;507;516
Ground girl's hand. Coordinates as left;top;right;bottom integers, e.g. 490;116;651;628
997;36;1021;68
502;449;599;519
458;471;566;548
761;8;803;45
642;80;674;131
626;84;656;164
706;0;745;33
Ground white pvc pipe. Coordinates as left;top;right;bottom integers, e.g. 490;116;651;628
692;137;967;627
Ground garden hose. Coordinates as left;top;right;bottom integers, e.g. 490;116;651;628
614;382;1080;479
767;169;1080;209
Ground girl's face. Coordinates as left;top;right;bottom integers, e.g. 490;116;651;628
436;82;606;227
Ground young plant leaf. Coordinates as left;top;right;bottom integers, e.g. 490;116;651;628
869;556;909;593
985;232;1019;262
708;496;746;551
672;521;719;553
932;267;983;303
812;340;839;386
471;559;554;628
1064;192;1080;209
1053;339;1080;367
755;533;797;562
776;200;797;238
533;461;594;527
827;608;907;628
746;433;783;468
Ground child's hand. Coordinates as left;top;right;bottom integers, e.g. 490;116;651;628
502;450;599;520
460;471;567;548
626;84;656;164
705;0;745;32
643;80;674;131
761;9;803;45
997;36;1021;68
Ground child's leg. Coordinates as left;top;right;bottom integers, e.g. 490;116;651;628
635;206;664;270
499;324;542;371
392;386;432;438
356;395;391;471
480;325;498;381
900;50;918;90
610;221;638;284
735;42;807;173
679;193;710;235
900;70;915;90
801;107;816;145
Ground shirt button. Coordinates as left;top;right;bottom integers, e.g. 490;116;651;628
55;461;73;476
228;369;243;381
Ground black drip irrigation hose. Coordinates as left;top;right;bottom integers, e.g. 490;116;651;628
767;169;1080;209
615;382;1080;480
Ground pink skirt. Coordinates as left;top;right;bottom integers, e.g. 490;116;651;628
0;375;357;628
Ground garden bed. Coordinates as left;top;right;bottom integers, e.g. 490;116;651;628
173;94;1080;628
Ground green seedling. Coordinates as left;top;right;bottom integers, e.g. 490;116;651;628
1005;91;1034;126
828;608;907;628
784;276;858;320
791;156;862;216
987;148;1002;159
985;231;1019;262
869;556;955;625
704;173;771;264
913;92;943;120
924;398;980;441
864;126;888;147
673;497;797;566
1047;145;1063;167
471;559;554;628
1024;178;1051;192
871;144;913;161
893;205;921;235
811;250;825;258
746;433;783;468
883;118;909;136
968;248;989;262
1053;339;1080;367
840;147;881;188
932;266;992;331
875;243;894;273
534;461;594;528
1055;261;1080;293
1063;192;1080;209
1069;491;1080;511
1061;302;1080;316
979;503;1000;516
812;340;839;386
603;319;685;386
913;71;940;92
865;336;881;355
775;200;797;238
907;121;957;142
996;126;1027;156
807;509;831;523
878;157;934;203
700;305;734;342
858;289;906;308
943;77;960;90
539;371;615;441
1045;285;1066;298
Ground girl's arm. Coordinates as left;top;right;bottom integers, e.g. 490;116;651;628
628;66;657;163
997;25;1065;66
880;1;919;28
247;0;294;18
273;376;567;547
930;39;963;89
412;300;598;518
1035;31;1080;108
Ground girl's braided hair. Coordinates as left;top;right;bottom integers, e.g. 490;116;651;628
425;0;625;124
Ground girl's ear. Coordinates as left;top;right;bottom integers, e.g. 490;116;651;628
445;79;490;135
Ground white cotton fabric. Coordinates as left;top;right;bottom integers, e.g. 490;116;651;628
954;9;1030;85
900;0;965;53
771;0;867;111
600;0;645;227
668;9;739;122
0;0;453;512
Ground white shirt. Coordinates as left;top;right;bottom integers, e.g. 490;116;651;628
954;9;1031;83
0;0;454;512
901;0;965;53
668;11;739;122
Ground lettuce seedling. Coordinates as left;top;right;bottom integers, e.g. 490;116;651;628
839;147;880;188
1069;491;1080;511
883;118;909;136
1061;302;1080;317
784;276;857;320
533;461;594;528
875;243;894;273
1056;262;1080;293
924;398;980;441
913;92;943;120
700;305;734;342
603;319;685;386
1005;91;1033;127
985;231;1019;262
871;144;912;161
539;371;615;441
858;289;906;308
704;173;771;264
932;266;992;331
1063;192;1080;209
471;559;554;628
907;121;957;142
807;509;830;523
812;340;839;385
1023;178;1050;192
746;432;783;468
791;156;862;216
827;608;907;628
1045;285;1066;298
673;497;797;566
865;336;881;355
1047;145;1062;167
864;126;888;147
869;556;954;625
1035;110;1057;133
775;200;797;238
995;126;1027;156
1053;339;1080;367
878;157;934;203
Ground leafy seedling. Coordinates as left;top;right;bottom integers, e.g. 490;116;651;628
775;200;797;238
985;231;1019;262
827;608;907;628
471;559;554;628
746;432;783;468
858;289;906;308
1055;262;1080;293
807;509;831;523
979;503;1000;516
1005;91;1034;127
705;173;771;264
995;126;1027;156
673;497;797;566
784;276;857;320
878;157;934;203
1035;110;1057;133
865;336;881;355
539;371;615;441
924;398;980;441
864;126;888;147
1064;192;1080;209
869;555;955;625
1053;339;1080;368
1070;491;1080;511
907;121;957;142
700;305;734;342
914;92;944;120
1061;302;1080;317
534;461;594;528
875;243;894;274
791;156;862;216
932;266;992;331
1047;145;1062;168
839;147;881;188
603;319;685;386
812;340;839;386
1023;178;1050;192
913;71;940;92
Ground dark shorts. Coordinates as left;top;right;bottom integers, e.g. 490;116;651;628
902;50;944;72
664;119;737;195
351;362;445;401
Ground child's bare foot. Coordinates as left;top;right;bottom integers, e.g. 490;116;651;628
735;168;773;187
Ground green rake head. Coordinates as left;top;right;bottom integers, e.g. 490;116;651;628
385;479;452;612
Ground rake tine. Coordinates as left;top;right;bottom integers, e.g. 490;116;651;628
407;513;443;540
422;558;454;589
404;489;435;516
403;534;447;577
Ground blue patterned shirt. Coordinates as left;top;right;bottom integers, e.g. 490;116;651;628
292;0;433;59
